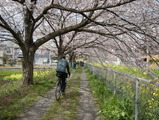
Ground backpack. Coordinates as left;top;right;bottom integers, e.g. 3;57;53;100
56;59;68;73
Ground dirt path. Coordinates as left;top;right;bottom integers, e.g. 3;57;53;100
15;68;103;120
16;87;56;120
77;68;103;120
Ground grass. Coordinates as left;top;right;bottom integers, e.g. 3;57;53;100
0;71;22;77
85;69;134;120
87;63;159;120
0;70;56;120
89;63;158;80
40;68;81;120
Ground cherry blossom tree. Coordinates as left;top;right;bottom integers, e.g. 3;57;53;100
1;0;158;86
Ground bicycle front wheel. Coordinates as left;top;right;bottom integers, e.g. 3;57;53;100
55;81;61;101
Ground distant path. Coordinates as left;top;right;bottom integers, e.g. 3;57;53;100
77;68;103;120
0;67;22;71
0;66;55;71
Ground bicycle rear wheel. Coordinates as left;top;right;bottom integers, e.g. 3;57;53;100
55;80;61;101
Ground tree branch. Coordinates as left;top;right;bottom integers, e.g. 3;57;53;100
0;15;23;46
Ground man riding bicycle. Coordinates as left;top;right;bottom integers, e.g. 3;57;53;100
56;56;70;95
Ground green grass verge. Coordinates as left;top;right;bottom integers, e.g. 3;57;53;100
85;69;134;120
0;71;22;77
89;63;158;80
0;70;56;120
40;68;81;120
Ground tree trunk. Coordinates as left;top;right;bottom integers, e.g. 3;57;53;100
22;49;35;86
57;49;64;60
69;51;76;63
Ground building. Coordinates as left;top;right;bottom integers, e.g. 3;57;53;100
141;54;159;69
0;43;55;66
34;53;51;66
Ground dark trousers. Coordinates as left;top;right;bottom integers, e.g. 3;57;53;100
61;78;66;92
56;71;67;93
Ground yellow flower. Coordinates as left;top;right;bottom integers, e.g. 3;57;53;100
143;72;147;75
148;100;151;103
149;106;152;109
150;66;155;69
156;94;159;96
155;88;159;92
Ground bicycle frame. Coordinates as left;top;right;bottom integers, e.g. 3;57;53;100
55;78;62;101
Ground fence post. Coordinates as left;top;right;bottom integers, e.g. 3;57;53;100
93;66;94;74
135;78;139;120
98;68;101;80
113;72;116;95
105;69;108;84
105;69;107;80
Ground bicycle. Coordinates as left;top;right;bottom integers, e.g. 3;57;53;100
55;77;64;101
55;72;70;101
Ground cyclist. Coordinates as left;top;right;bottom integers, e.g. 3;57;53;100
56;56;70;95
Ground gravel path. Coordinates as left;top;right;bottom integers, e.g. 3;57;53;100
77;68;103;120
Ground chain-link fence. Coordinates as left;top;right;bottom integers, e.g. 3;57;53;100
86;64;159;120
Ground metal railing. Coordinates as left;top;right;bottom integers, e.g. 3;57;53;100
86;64;159;120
